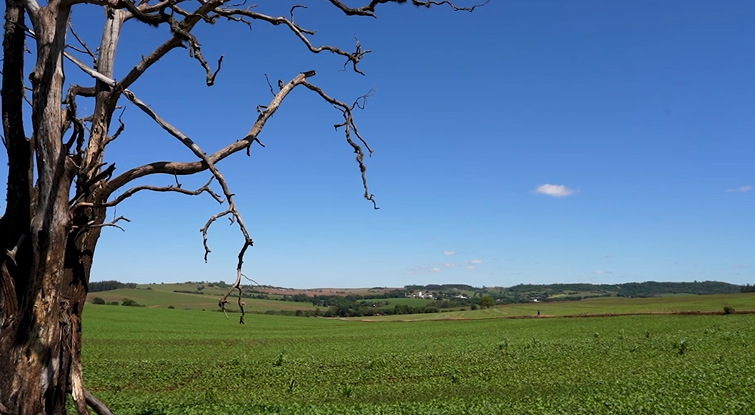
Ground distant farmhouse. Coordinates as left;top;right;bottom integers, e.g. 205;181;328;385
406;291;434;299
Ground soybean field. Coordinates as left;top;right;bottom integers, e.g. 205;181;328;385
79;298;755;415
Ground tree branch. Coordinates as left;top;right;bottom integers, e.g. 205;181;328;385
218;274;245;324
20;0;39;22
301;81;379;208
87;215;130;231
105;70;315;194
213;7;370;74
327;0;488;17
84;388;114;415
55;3;388;327
2;0;32;255
67;22;96;66
75;177;222;209
117;0;228;91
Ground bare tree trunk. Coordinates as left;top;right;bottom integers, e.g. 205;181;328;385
0;3;80;414
2;4;133;413
0;0;30;411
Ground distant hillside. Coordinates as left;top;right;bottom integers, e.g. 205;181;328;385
84;280;750;319
615;281;741;297
502;281;741;297
87;280;745;310
404;280;743;304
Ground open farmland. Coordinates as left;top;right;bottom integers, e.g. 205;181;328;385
357;293;755;321
81;298;755;414
87;285;319;312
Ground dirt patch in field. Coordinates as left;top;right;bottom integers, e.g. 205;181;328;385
255;286;399;297
357;309;755;322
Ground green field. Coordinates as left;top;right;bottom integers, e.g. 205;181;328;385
356;293;755;321
88;285;319;312
80;294;755;414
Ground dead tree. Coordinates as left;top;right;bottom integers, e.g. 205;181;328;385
0;0;484;414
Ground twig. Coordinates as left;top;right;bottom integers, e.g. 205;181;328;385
4;234;25;266
301;81;378;209
103;108;126;146
289;4;306;22
264;73;275;96
75;177;222;209
87;216;130;232
67;22;97;66
327;0;488;17
212;7;371;74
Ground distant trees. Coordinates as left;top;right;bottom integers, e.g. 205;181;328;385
503;281;740;299
741;284;755;293
479;296;495;309
121;298;141;307
89;280;137;292
616;281;740;297
91;297;106;305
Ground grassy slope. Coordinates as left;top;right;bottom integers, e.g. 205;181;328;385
81;304;755;414
88;284;318;311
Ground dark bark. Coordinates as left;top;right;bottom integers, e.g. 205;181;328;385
0;0;31;410
0;3;80;414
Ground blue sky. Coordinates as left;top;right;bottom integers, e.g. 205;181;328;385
2;1;753;288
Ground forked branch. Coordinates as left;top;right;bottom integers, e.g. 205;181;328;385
79;177;223;209
327;0;489;17
212;7;371;74
301;81;379;209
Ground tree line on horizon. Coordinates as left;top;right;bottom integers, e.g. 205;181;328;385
90;279;746;297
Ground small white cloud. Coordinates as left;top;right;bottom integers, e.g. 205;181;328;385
431;267;441;273
726;185;752;193
443;251;456;256
534;184;576;198
594;270;612;275
442;263;458;268
465;266;475;270
470;259;482;264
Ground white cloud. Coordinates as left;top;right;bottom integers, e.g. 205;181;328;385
534;184;576;198
443;251;456;256
431;267;441;273
726;185;752;193
470;259;482;264
594;270;612;275
441;263;458;268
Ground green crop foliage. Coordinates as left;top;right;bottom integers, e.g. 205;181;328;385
80;300;755;414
